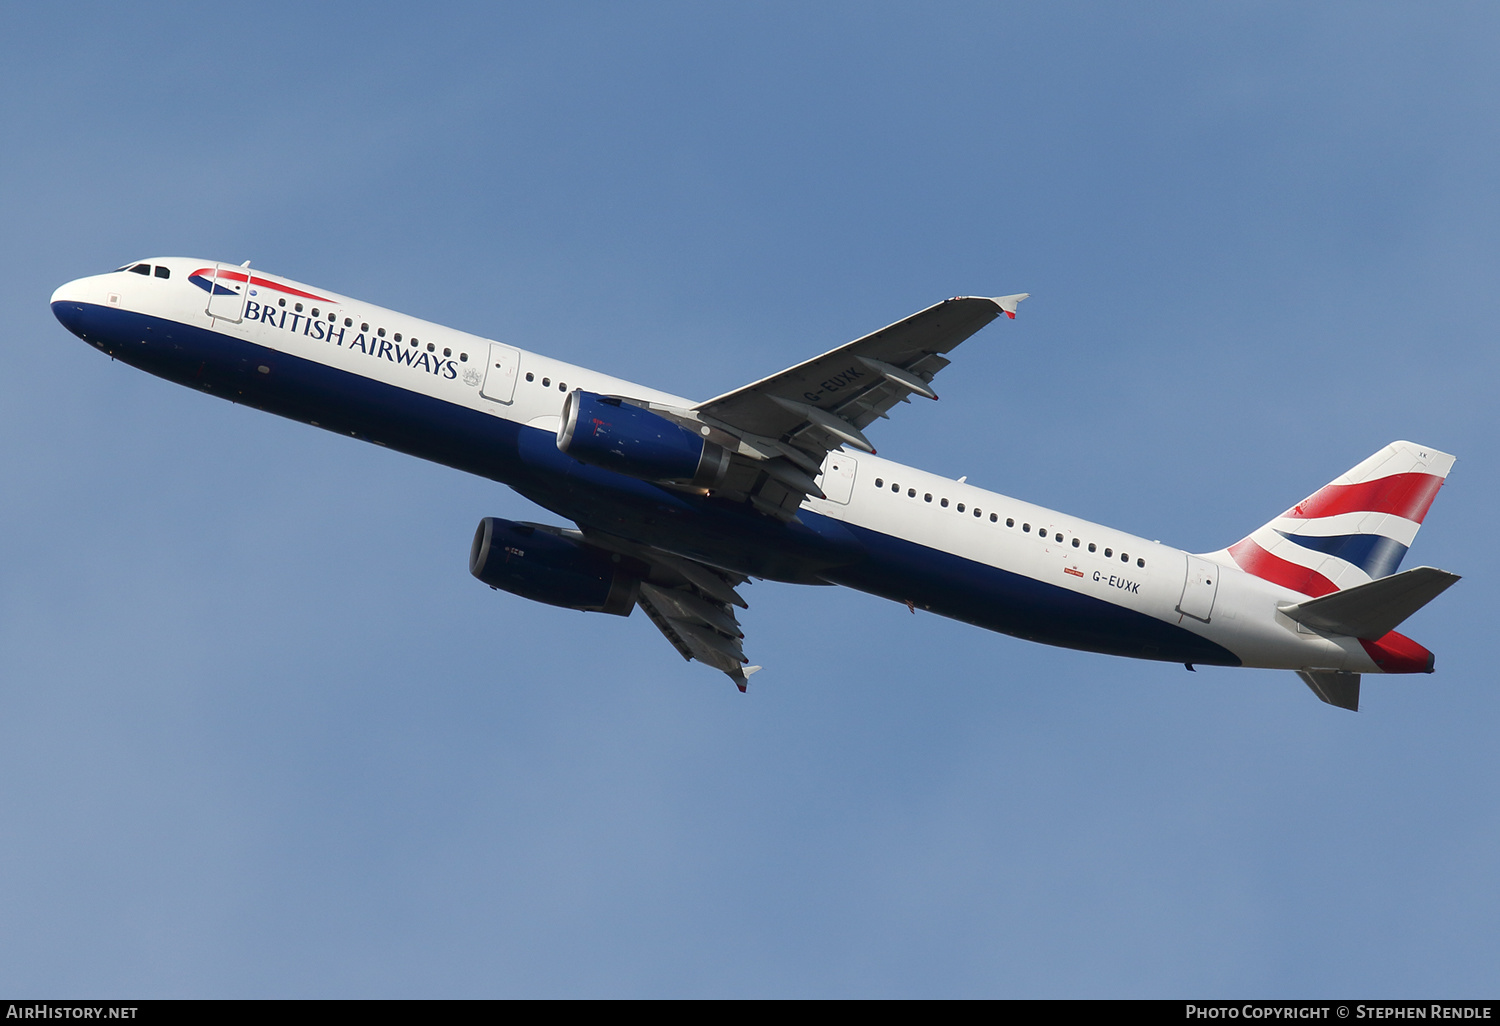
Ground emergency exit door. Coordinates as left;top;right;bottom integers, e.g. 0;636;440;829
481;342;520;403
1177;554;1221;622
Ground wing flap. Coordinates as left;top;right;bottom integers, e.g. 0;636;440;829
583;530;762;691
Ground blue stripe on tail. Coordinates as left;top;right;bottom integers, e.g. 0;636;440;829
1275;531;1409;579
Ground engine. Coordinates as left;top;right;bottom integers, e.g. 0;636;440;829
469;517;638;616
557;390;729;488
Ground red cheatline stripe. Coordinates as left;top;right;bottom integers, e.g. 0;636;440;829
1227;538;1339;597
190;268;330;303
1282;473;1445;524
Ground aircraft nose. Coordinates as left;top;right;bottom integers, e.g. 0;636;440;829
50;277;86;306
51;276;104;339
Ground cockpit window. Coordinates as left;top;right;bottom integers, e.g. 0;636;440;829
154;266;169;279
129;263;150;275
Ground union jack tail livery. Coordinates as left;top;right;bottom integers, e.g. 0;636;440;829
1223;441;1455;598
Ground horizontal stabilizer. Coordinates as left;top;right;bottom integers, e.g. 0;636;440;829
1279;566;1460;639
1297;670;1361;711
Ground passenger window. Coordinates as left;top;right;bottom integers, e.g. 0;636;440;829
1121;553;1129;562
154;266;170;279
941;498;949;508
924;493;932;502
1072;538;1080;547
1023;523;1030;532
444;348;452;357
130;264;150;275
378;328;386;337
990;513;998;523
1055;533;1063;542
891;483;900;492
361;322;369;331
874;478;883;488
295;303;303;312
1006;518;1014;527
1137;558;1146;567
559;382;566;390
542;378;550;387
279;298;287;307
1104;548;1112;557
973;508;981;518
956;503;965;513
908;488;916;498
1088;543;1096;552
459;353;468;362
311;308;319;317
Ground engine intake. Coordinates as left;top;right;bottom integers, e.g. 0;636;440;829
558;390;728;488
469;517;638;616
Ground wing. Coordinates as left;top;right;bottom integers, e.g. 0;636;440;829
581;529;762;692
627;294;1027;520
696;293;1028;445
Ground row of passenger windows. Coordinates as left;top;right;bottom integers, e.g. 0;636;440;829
525;371;569;392
266;296;470;363
871;476;1147;568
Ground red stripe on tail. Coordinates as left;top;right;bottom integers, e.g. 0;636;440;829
1227;538;1339;597
1283;473;1445;524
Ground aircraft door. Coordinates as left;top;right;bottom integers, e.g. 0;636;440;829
817;452;858;504
205;263;248;323
481;342;520;403
1177;554;1221;623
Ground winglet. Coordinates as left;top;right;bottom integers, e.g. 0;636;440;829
991;293;1030;319
732;665;763;693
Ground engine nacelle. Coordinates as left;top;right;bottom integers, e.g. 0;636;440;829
557;390;728;487
469;517;638;616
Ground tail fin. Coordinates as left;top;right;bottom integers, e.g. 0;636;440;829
1220;441;1455;597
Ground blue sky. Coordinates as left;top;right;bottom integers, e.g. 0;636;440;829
1;2;1497;997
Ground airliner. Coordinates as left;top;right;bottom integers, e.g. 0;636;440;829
50;258;1459;710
